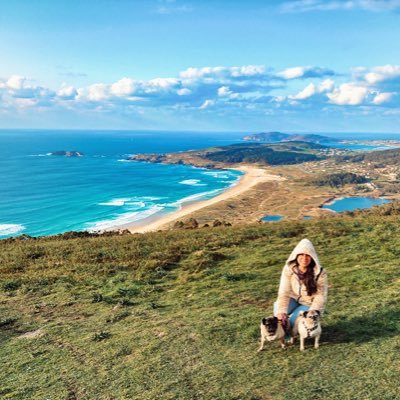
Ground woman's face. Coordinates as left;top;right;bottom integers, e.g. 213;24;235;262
297;253;312;269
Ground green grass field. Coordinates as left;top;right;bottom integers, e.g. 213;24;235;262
1;213;400;399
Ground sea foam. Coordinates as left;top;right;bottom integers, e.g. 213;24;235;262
98;198;131;206
0;224;26;236
179;179;207;186
87;205;164;232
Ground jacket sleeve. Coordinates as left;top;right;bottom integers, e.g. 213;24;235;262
310;270;328;312
275;265;292;315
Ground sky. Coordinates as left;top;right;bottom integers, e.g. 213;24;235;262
0;0;400;133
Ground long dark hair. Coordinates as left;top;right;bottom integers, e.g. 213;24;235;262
293;257;317;296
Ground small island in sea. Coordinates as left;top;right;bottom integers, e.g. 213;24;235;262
50;150;84;157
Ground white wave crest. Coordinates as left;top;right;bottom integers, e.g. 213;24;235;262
29;153;51;157
0;224;26;236
98;198;131;206
169;189;223;210
179;179;207;186
202;171;231;179
87;205;164;232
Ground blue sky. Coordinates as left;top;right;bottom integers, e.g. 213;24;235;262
1;0;400;133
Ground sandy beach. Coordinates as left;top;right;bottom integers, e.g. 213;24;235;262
125;165;285;234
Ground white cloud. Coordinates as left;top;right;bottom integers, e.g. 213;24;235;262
372;92;394;105
57;85;78;100
290;83;316;100
327;83;369;105
1;64;398;119
277;66;307;79
87;83;109;101
110;78;136;97
177;88;191;95
180;65;265;80
281;0;400;13
146;78;179;92
319;79;335;92
276;66;334;80
364;65;400;84
200;99;215;109
7;75;26;90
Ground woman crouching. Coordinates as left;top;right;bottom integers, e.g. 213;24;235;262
274;238;328;338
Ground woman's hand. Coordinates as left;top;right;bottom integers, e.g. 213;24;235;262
276;313;288;321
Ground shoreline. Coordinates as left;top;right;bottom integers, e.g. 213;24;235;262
118;165;285;234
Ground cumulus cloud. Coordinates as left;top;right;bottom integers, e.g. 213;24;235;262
372;92;394;105
57;85;78;100
364;65;400;84
276;66;335;80
199;99;215;109
110;78;136;97
327;83;369;105
281;0;400;13
1;64;399;119
289;83;316;100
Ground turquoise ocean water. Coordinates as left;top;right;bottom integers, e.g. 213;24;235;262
0;130;245;238
1;130;399;238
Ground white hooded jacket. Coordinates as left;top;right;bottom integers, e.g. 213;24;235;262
275;238;328;315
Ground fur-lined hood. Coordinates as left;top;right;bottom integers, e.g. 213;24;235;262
285;238;322;275
275;238;328;315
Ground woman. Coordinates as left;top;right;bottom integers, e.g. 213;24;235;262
274;238;328;329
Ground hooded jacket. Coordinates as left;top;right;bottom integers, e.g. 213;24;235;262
275;238;328;315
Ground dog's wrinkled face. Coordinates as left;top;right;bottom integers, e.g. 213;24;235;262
303;310;320;323
262;316;279;335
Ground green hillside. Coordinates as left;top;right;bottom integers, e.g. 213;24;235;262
1;211;400;399
204;141;324;165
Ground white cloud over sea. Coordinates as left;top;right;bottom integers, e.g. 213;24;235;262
0;64;399;129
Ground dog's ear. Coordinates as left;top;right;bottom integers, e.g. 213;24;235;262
315;310;321;315
262;318;267;325
303;311;308;318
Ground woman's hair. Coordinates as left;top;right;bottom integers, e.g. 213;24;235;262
291;256;317;296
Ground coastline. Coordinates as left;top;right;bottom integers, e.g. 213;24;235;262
123;165;285;234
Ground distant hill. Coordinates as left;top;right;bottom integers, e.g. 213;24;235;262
243;131;338;143
336;147;400;165
203;141;325;165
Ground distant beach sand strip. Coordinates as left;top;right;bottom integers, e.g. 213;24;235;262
124;165;285;234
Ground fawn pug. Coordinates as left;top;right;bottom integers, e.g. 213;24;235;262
292;310;321;351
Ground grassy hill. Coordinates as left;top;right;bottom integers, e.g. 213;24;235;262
203;142;324;165
1;211;400;399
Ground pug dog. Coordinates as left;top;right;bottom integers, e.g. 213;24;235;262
258;316;286;352
292;310;321;351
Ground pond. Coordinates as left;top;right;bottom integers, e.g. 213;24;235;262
322;197;390;212
261;215;283;222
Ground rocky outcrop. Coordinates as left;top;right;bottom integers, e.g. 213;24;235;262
129;154;167;163
51;151;84;157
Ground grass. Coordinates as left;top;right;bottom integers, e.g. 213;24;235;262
1;214;400;399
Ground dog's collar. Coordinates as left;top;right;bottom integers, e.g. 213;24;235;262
302;320;319;338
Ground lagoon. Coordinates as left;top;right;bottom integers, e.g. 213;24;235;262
261;215;283;222
322;197;389;212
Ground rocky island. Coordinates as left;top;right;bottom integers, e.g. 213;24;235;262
50;151;84;157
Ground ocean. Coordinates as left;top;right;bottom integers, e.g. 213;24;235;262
0;130;245;238
1;129;399;239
